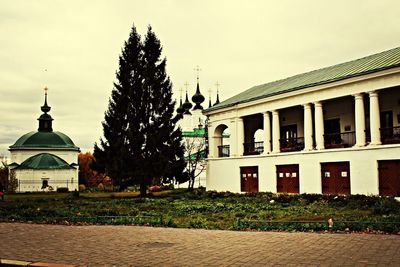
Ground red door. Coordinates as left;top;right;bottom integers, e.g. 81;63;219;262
240;166;259;192
276;164;299;193
379;160;400;196
321;162;350;194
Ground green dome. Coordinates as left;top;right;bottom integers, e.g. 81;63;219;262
10;131;80;151
16;153;75;170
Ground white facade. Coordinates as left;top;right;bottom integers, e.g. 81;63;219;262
13;168;78;192
9;149;79;192
205;61;400;195
8;91;80;193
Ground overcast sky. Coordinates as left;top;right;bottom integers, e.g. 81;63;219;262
1;0;400;157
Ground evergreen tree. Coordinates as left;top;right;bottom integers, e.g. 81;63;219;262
130;26;185;196
93;24;143;190
94;25;185;195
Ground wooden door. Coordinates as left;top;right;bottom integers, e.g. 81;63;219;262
276;164;299;193
240;166;259;192
321;162;350;194
379;160;400;196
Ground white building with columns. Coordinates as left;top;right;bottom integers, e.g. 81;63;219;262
204;47;400;196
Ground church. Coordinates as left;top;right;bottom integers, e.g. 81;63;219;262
176;69;222;188
204;47;400;196
8;88;80;192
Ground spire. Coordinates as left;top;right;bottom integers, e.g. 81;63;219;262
182;82;193;115
208;88;212;108
192;65;205;110
176;88;184;116
38;86;53;132
213;81;220;106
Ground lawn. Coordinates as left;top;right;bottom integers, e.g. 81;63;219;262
1;189;400;233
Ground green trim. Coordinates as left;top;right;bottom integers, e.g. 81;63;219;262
16;153;75;170
205;47;400;112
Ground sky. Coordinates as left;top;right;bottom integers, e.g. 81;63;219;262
1;0;400;157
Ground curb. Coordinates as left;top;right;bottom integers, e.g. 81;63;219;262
0;259;75;267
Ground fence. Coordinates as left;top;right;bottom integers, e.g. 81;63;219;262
17;179;77;192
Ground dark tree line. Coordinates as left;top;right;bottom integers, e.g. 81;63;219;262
93;25;185;196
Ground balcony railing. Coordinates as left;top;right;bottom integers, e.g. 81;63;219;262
218;145;230;157
381;126;400;144
243;141;264;155
324;131;355;149
280;137;305;152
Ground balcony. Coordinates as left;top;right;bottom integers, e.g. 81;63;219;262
324;131;355;149
218;145;230;157
280;137;305;152
381;126;400;144
243;141;264;155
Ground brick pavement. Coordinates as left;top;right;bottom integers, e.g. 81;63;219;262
1;223;400;266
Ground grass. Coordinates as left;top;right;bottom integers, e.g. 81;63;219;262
1;189;400;233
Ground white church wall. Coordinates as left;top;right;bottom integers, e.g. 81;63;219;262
14;168;79;192
207;145;400;195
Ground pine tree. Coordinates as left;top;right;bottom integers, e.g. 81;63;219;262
93;24;143;190
130;26;185;196
94;25;185;195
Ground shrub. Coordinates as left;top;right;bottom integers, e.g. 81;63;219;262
149;185;161;192
161;184;174;190
373;197;400;215
97;183;104;191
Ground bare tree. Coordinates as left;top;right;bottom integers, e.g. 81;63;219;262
183;135;206;190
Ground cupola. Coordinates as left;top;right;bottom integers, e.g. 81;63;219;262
38;87;53;132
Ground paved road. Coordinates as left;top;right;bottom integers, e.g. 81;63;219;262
1;223;400;266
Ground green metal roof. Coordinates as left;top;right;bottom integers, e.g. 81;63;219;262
10;131;80;151
205;46;400;112
16;153;75;170
182;128;205;137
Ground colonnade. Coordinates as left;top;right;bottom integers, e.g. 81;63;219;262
209;91;382;158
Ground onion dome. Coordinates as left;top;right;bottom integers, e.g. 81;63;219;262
182;90;193;115
176;97;184;115
192;80;205;110
208;97;212;108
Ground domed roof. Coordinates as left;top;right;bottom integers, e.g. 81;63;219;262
10;131;80;151
16;153;75;170
9;88;80;152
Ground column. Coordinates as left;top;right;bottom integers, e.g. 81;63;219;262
354;93;366;147
303;103;313;151
369;91;381;145
263;112;271;154
314;101;325;150
237;117;244;156
229;119;237;156
208;124;215;158
272;110;280;153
